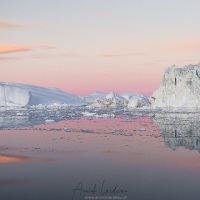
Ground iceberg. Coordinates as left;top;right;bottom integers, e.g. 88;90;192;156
150;63;200;108
121;93;150;108
6;61;200;110
0;82;84;107
0;84;30;106
89;91;128;108
85;91;150;108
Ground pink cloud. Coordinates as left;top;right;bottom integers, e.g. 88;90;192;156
0;45;55;54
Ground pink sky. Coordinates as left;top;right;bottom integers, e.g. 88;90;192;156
0;44;198;96
0;1;200;96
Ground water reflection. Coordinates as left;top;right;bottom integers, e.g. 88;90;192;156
0;154;53;163
0;107;148;129
2;106;200;154
151;113;200;152
1;111;200;199
0;107;71;129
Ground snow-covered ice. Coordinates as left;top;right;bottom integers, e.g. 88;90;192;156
45;119;55;123
87;91;127;108
82;91;106;103
121;93;150;108
0;84;30;106
2;62;200;111
150;63;200;108
0;82;84;107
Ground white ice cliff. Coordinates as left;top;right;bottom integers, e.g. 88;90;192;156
0;82;84;107
0;82;149;108
6;61;200;109
150;63;200;108
0;85;30;106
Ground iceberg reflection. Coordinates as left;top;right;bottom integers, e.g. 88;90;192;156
151;113;200;152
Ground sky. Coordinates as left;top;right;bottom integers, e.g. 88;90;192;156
0;0;200;96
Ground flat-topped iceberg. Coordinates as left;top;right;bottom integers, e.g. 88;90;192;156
0;84;30;106
0;82;84;107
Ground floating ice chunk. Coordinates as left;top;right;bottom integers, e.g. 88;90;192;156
123;133;133;136
64;128;73;132
138;128;146;131
96;113;115;118
81;111;96;117
112;132;120;136
45;119;55;123
16;112;25;116
81;129;94;133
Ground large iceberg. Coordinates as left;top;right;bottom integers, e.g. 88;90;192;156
0;82;149;108
87;91;149;108
0;82;84;107
150;63;200;108
0;84;30;106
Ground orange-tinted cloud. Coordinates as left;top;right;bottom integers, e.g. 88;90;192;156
0;19;27;29
27;51;83;59
0;45;55;54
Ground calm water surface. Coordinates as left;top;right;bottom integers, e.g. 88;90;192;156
0;113;200;200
